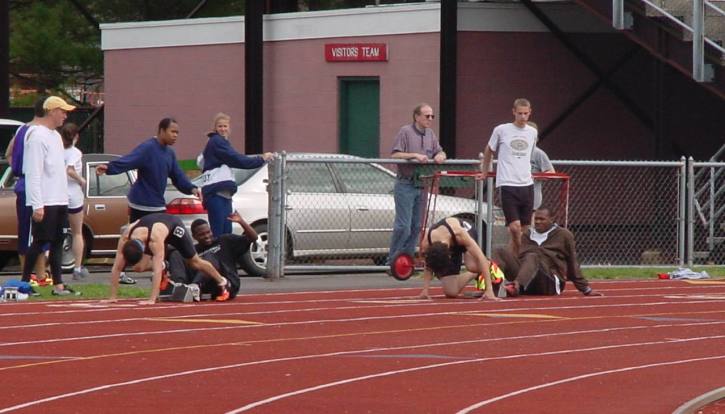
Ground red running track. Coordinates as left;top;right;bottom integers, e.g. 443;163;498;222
1;279;724;413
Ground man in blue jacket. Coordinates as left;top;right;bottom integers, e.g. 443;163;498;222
96;117;200;222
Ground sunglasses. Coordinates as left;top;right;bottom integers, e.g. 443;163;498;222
421;114;435;119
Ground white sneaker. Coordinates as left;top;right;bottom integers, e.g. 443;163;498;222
119;272;137;285
73;267;90;280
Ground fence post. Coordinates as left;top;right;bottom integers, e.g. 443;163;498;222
485;175;495;257
692;0;706;81
278;152;288;278
266;152;285;280
678;156;686;266
613;0;625;29
687;157;695;267
475;176;485;248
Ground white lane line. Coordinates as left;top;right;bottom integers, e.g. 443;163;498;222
226;335;725;413
2;288;725;331
455;354;725;413
2;298;725;347
1;328;724;414
1;282;722;319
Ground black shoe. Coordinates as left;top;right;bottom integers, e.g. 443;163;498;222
29;286;41;297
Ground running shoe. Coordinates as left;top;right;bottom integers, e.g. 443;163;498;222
119;272;136;285
475;273;485;291
215;279;230;302
159;268;170;292
504;281;519;297
72;267;90;280
52;286;82;296
489;261;505;286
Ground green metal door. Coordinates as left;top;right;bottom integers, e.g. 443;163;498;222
339;77;380;158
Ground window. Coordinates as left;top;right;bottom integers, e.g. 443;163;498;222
88;170;132;197
287;163;336;193
335;163;394;194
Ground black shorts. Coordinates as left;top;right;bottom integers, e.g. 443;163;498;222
500;185;534;226
30;205;68;243
436;225;477;278
167;224;197;260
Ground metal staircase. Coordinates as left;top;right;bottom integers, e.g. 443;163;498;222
637;0;725;79
576;0;725;99
692;143;725;263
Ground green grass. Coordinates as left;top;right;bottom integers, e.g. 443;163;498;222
30;284;149;300
582;266;725;280
14;265;724;301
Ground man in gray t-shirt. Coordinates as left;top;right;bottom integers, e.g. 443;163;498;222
531;147;555;209
387;103;446;266
527;121;555;212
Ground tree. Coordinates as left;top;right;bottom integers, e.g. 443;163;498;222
8;0;420;105
8;0;248;104
10;2;101;103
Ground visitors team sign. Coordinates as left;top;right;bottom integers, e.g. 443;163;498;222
325;43;388;62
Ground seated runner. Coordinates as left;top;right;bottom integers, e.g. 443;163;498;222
419;216;500;301
106;212;230;304
165;211;256;301
493;207;602;297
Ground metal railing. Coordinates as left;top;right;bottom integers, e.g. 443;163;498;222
264;155;699;279
612;0;724;82
689;159;725;266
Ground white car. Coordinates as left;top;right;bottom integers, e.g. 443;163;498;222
166;153;506;276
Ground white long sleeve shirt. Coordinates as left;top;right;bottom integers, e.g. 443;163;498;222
23;125;69;210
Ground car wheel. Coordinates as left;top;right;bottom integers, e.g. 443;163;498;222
0;251;15;271
372;256;387;266
61;229;75;272
241;222;269;277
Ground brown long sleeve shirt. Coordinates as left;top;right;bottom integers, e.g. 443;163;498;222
520;226;591;294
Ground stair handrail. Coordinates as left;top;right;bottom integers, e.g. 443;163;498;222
693;142;724;210
613;0;725;82
702;1;724;53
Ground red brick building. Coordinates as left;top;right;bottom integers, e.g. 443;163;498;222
100;2;724;162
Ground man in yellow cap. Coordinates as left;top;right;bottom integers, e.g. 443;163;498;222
21;96;79;296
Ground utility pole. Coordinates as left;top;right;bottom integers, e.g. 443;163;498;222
245;0;264;154
1;0;9;117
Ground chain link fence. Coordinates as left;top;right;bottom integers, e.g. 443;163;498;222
265;154;503;275
263;156;704;278
550;160;685;266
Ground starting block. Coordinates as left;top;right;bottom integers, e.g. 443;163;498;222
160;283;200;303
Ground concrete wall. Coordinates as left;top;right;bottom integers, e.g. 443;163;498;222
104;43;245;157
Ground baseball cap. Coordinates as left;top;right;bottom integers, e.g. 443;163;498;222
43;96;76;112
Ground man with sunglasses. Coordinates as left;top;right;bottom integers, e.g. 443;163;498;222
386;103;446;267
